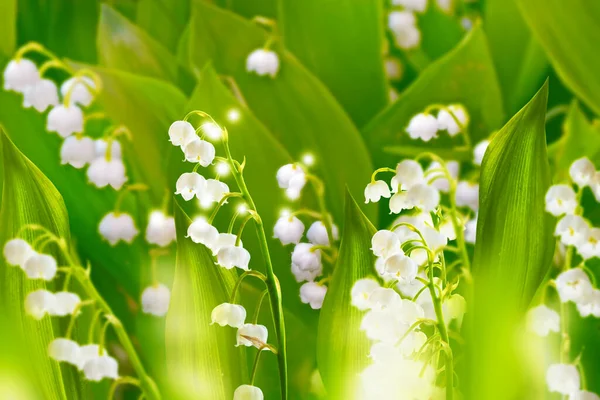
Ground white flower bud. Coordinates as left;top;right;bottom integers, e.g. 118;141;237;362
436;104;469;136
184;138;215;167
545;184;577;216
24;253;57;280
473;140;490;166
23;79;59;112
246;49;280;78
47;105;84;138
576;289;600;318
388;11;421;50
87;158;127;190
78;344;106;370
570;391;600;400
291;243;322;271
569;157;596;188
168;120;196;147
351;278;381;310
61;76;96;107
406;184;440;212
274;215;305;245
383;254;418;283
187;217;219;248
98;212;139;246
48;338;81;366
176;172;206;201
51;292;81;316
426;160;459;193
364;180;391;203
464;217;477;244
393;160;424;191
3;238;34;267
306;221;339;246
198;179;229;208
579;228;600;260
406;113;438;142
141;283;171;316
83;355;119;381
3;59;39;92
211;303;246;328
25;289;56;319
236;324;269;348
234;385;264;400
556;268;593;304
455;181;479;211
60;136;96;169
145;211;176;247
217;245;251;270
291;262;322;283
546;364;580;395
95;139;122;159
527;305;559;337
371;230;401;259
555;215;589;247
299;282;327;309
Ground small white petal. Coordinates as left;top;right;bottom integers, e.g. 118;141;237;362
555;268;593;304
274;215;305;245
546;364;580;395
61;76;96;107
187;217;219;248
406;113;438;142
25;290;56;319
306;221;339;246
3;238;34;267
236;324;269;348
234;385;264;400
141;284;171;316
299;282;327;309
83;355;119;381
211;303;246;328
246;49;280;78
3;58;39;92
145;211;176;247
455;181;479;211
364;180;391;203
60;136;96;169
87;158;127;190
388;11;421;50
23;78;59;112
217;245;251;270
168;120;196;147
47;105;84;138
437;104;469;136
184;139;216;166
569;157;596;187
48;338;81;366
51;292;81;317
98;212;139;246
176;172;206;201
545;185;578;216
23;253;57;281
291;243;322;271
351;278;381;310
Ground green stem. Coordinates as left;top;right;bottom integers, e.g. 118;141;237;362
108;377;141;400
229;270;267;304
236;214;255;246
306;175;335;248
253;289;269;324
250;347;265;386
208;192;243;224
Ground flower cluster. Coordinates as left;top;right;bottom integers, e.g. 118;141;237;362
406;104;469;142
387;0;429;50
245;17;280;79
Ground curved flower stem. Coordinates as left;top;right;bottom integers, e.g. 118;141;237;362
222;129;288;399
306;174;335;250
108;376;142;399
229;270;268;304
253;289;269;324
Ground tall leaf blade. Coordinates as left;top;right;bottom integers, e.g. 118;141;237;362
0;0;15;57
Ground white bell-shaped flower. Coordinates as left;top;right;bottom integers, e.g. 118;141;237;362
545;184;578;216
210;233;241;256
455;181;479;211
77;344;106;370
389;191;413;214
4;58;39;92
168;120;196;147
197;179;229;208
368;287;401;311
426;160;459;193
47;105;84;138
371;230;401;259
25;289;56;319
364;180;391;203
291;243;322;271
3;238;34;267
306;221;339;246
369;341;402;364
23;79;59;112
406;113;438;142
421;225;448;252
211;303;247;328
555;268;593;304
396;299;425;326
145;211;176;247
291;262;322;283
141;283;171;316
383;253;418;283
48;338;81;366
570;391;600;400
98;212;139;246
236;324;269;348
200;122;223;141
234;385;264;400
276;164;304;189
473;140;490;166
392;160;424;191
546;363;580;395
360;308;406;343
184;138;215;167
578;228;600;260
61;76;96;107
87;158;127;190
95;139;122;159
384;57;403;81
555;215;590;247
60;135;96;169
576;289;600;318
300;282;327;309
407;184;440;212
465;217;477;244
217;245;251;270
286;173;307;200
442;294;466;327
187;217;219;248
246;49;280;78
176;172;206;201
569;157;596;188
24;253;57;280
274;215;305;245
83;355;119;381
436;104;468;136
392;0;427;12
52;292;81;316
399;331;428;357
351;278;381;310
388;11;421;50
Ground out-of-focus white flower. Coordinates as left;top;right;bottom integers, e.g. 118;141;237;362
421;225;448;252
200;122;223;141
360;358;438;399
407;183;440;212
23;79;59;112
464;217;477;244
351;278;381;310
3;238;34;268
406;113;438;141
23;253;57;280
276;164;307;200
168;120;196;147
141;284;170;316
237;324;269;348
48;338;80;366
570;391;600;400
455;181;479;211
579;228;600;260
546;364;580;395
592;173;600;202
145;211;176;247
184;138;215;167
368;287;401;311
576;289;600;318
388;11;421;50
47;105;84;138
77;344;106;370
60;136;96;169
95;139;122;160
365;180;391;203
99;212;139;246
61;76;96;107
384;57;403;81
246;49;280;78
217;245;251;270
306;221;339;246
439;217;458;241
555;268;593;304
555;215;589;247
436;0;452;13
389;192;413;214
437;104;468;136
210;233;240;256
291;262;322;283
87;158;127;190
3;58;39;92
187;217;219;248
25;289;56;319
176;172;206;202
383;254;418;283
52;292;81;316
291;243;322;271
360;308;407;343
570;157;596;188
211;303;246;328
392;0;427;12
545;185;578;216
234;385;264;400
473;140;490;166
83;355;119;381
527;305;559;336
197;179;229;208
393;160;424;191
274;215;305;245
371;230;401;259
300;282;327;309
426;160;459;193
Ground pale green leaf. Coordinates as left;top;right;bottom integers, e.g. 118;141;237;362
0;0;16;57
136;0;190;50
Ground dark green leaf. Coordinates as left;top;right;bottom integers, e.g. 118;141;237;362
136;0;190;50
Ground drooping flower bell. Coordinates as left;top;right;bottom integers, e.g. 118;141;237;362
406;113;438;141
455;181;479;211
406;183;440;212
388;11;421;50
25;289;57;319
473;140;490;166
82;355;119;381
187;217;219;248
176;172;206;201
145;211;176;247
197;179;229;207
436;104;468;136
291;262;322;283
77;344;106;370
276;164;306;200
60;136;96;169
545;184;577;216
383;253;418;283
86;157;127;190
371;230;401;259
168;120;196;147
60;76;96;107
306;221;339;246
3;238;35;268
555;268;593;304
555;215;589;247
246;49;280;78
46;105;84;138
141;283;171;316
364;181;391;203
569;157;596;188
299;282;327;309
210;233;241;256
23;253;57;280
351;278;381;310
3;58;39;93
527;305;560;337
23;78;59;112
236;323;269;348
184;138;216;167
546;363;580;395
291;243;322;272
211;303;247;328
392;160;424;192
234;385;264;400
48;338;81;366
98;212;139;246
426;160;459;193
274;215;305;245
52;292;82;316
95;139;122;160
217;245;251;270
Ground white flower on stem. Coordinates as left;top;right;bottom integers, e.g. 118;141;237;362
406;113;438;142
545;185;578;216
388;11;421;50
61;76;96;107
555;215;590;247
46;105;84;138
52;292;81;317
360;308;406;343
406;184;440;212
25;289;56;319
286;173;307;200
48;338;81;366
392;160;424;191
546;364;580;395
60;136;96;169
396;298;425;326
23;79;59;112
455;181;479;211
176;172;206;201
399;331;428;356
421;225;448;253
24;253;57;280
436;104;468;136
473;140;490;166
306;221;339;246
351;278;381;310
578;228;600;260
464;217;477;244
211;303;246;328
184;138;216;167
555;268;593;304
246;49;280;78
389;192;413;214
426;160;459;193
368;287;401;311
236;324;269;348
371;230;401;259
526;305;560;336
300;282;327;309
234;385;264;400
274;215;305;245
276;164;307;200
392;0;427;12
141;284;170;316
364;180;391;203
197;179;229;208
383;253;418;283
95;139;122;160
187;217;219;248
369;341;402;364
291;262;322;283
168;120;196;147
570;157;596;188
3;238;34;267
87;158;127;190
291;243;322;272
570;392;600;400
83;355;119;381
200;122;223;141
439;218;458;241
145;211;176;247
217;245;251;270
210;233;241;256
576;289;600;318
3;58;39;92
99;212;139;246
77;344;106;370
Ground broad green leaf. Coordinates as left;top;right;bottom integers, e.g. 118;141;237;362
363;24;505;162
485;0;548;114
97;4;178;82
468;82;554;398
278;0;388;127
165;202;244;399
518;0;600;116
418;5;464;62
317;190;376;399
0;0;16;57
185;0;376;224
136;0;190;50
215;0;277;19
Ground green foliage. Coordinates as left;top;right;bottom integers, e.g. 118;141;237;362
0;0;16;57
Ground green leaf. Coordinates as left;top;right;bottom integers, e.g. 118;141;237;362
468;81;554;398
278;0;388;127
363;23;505;161
165;202;245;399
136;0;190;50
215;0;277;19
418;5;464;62
97;4;178;82
518;0;600;116
0;0;16;57
317;190;376;399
